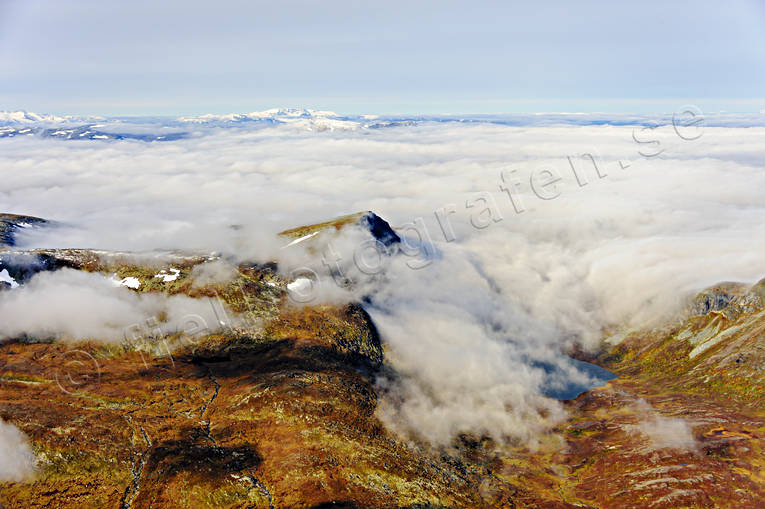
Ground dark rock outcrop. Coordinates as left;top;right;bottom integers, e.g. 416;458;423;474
279;211;400;248
0;213;48;247
358;212;400;247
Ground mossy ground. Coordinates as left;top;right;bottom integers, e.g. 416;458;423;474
1;247;763;508
278;212;365;239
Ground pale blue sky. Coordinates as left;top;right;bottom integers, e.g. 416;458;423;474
1;0;764;115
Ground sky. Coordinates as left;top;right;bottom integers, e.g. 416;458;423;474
1;0;764;116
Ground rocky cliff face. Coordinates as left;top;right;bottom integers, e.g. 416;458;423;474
0;213;763;508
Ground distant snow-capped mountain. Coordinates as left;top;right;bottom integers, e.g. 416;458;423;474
0;110;188;141
247;108;342;119
5;109;763;143
0;108;408;138
178;108;343;123
0;110;102;125
177;108;366;130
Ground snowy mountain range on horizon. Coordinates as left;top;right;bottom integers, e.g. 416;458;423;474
1;108;765;143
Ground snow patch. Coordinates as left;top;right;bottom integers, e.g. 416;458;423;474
154;268;180;282
287;277;312;294
120;277;141;289
283;231;319;248
0;269;19;289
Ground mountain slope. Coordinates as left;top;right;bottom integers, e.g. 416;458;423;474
0;212;763;508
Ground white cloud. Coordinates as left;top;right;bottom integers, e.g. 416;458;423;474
0;269;226;343
189;259;239;287
0;419;36;482
631;400;699;452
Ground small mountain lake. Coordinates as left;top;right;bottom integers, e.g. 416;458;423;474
540;358;617;401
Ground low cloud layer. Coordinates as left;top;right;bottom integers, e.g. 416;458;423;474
292;228;610;444
0;418;36;482
1;118;764;445
631;400;699;452
0;269;224;343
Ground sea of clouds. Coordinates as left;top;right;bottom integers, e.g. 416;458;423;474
1;115;764;453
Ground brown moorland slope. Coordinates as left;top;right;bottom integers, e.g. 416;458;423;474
0;213;762;508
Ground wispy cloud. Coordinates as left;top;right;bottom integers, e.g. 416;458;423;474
0;419;36;482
